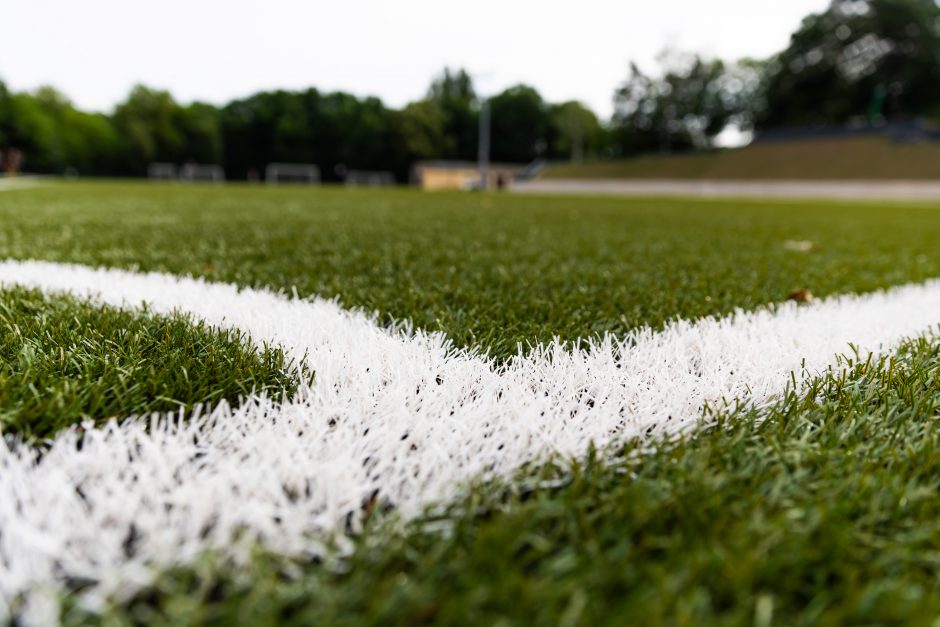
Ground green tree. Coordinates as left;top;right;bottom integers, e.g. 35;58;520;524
396;100;451;160
0;87;119;174
113;85;223;175
427;68;478;161
1;90;59;172
221;88;403;181
488;84;552;163
612;50;752;156
316;93;397;172
113;86;186;174
179;102;223;165
0;80;9;148
221;90;294;179
549;101;605;163
757;0;940;129
32;87;121;175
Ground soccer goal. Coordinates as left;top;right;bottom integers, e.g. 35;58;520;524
344;170;395;187
179;164;225;183
147;163;177;181
265;163;321;185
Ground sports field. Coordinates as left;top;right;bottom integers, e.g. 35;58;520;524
4;182;940;624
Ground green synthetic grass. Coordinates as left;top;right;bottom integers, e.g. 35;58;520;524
3;182;940;624
545;136;940;181
0;286;297;440
79;335;940;626
2;182;940;360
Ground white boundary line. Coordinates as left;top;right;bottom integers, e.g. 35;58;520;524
0;176;44;192
2;259;940;623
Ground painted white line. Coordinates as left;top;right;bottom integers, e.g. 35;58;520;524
2;259;940;622
0;177;42;192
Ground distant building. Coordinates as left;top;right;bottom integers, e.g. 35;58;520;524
411;161;532;191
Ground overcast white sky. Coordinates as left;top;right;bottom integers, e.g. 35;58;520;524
3;0;830;119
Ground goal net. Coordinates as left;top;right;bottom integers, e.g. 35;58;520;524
179;164;225;183
265;163;321;185
344;170;395;187
147;163;177;181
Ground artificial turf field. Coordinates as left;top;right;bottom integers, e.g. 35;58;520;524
3;181;940;625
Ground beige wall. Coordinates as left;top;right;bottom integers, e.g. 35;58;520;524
420;168;478;190
418;167;515;190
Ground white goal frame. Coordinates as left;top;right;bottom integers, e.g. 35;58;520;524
344;170;395;187
147;163;177;181
265;163;321;185
179;164;225;183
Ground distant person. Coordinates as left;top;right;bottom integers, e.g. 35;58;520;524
4;148;23;175
496;173;506;190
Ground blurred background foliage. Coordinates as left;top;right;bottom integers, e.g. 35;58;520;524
1;0;939;180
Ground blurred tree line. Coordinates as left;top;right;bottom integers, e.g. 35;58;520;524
612;0;940;152
2;0;939;179
0;69;607;180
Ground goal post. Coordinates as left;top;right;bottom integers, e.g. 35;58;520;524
265;163;321;185
147;163;177;181
179;164;225;183
344;170;395;187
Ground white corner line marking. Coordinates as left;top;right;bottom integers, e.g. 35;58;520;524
0;177;42;192
1;258;940;622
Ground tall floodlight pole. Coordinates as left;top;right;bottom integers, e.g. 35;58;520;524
478;99;491;190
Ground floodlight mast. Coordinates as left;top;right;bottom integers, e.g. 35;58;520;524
478;99;491;190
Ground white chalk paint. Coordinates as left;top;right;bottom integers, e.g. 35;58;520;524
1;259;939;623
